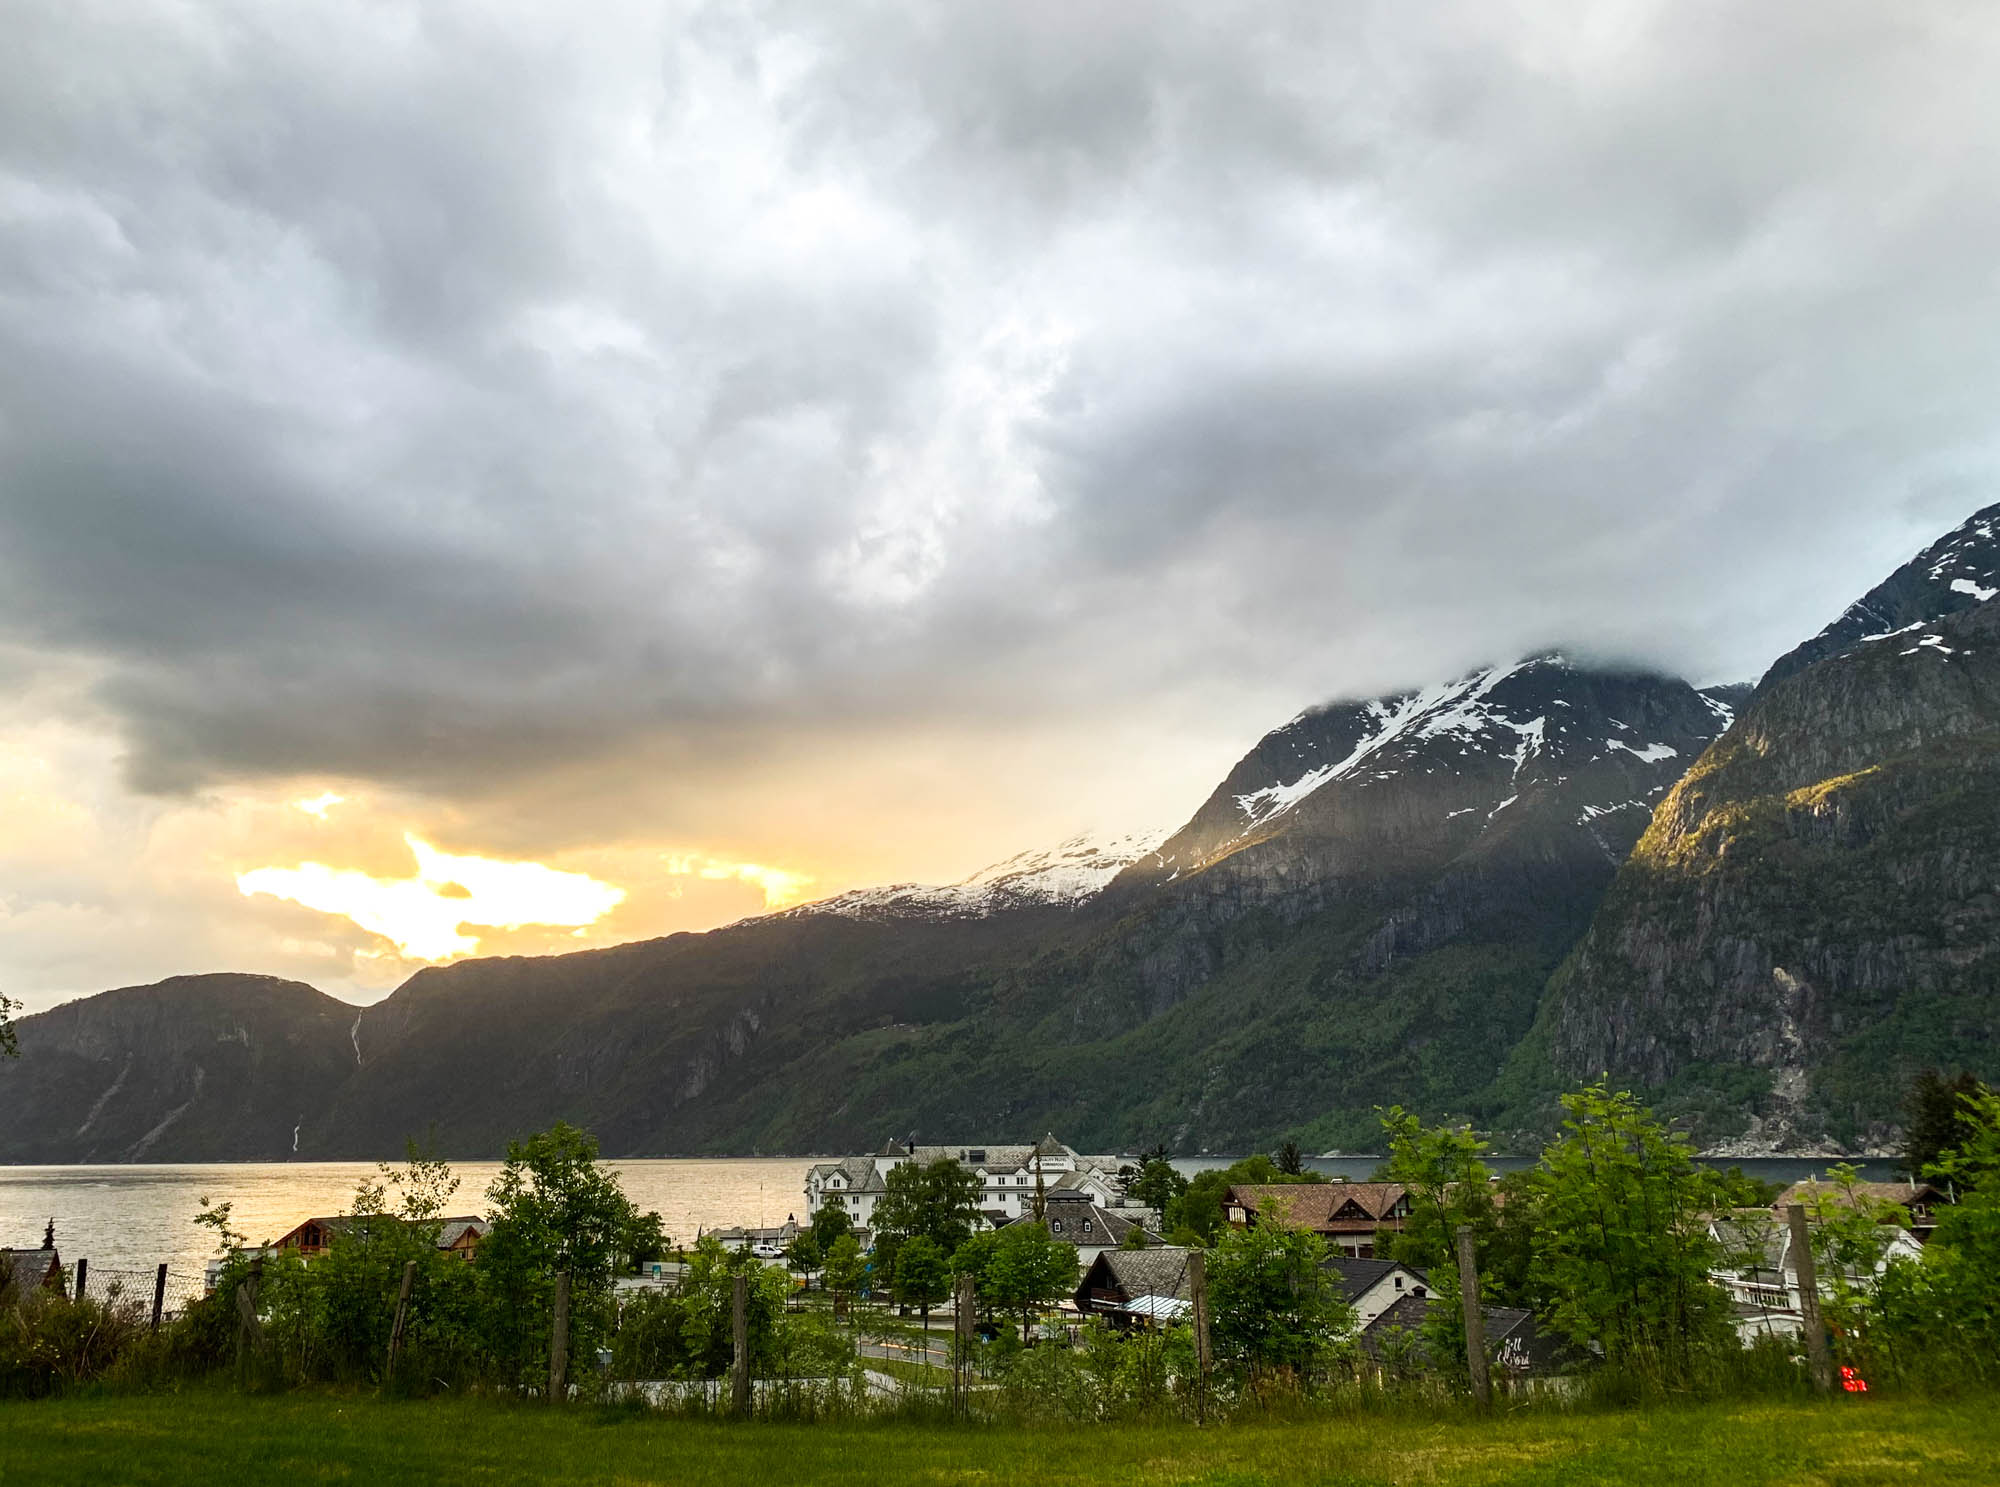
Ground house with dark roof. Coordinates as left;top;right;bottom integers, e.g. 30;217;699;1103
1074;1246;1194;1328
1224;1183;1413;1257
1361;1294;1547;1376
2;1247;64;1299
1005;1189;1157;1267
1324;1255;1432;1327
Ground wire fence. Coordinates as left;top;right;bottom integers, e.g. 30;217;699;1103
63;1261;209;1323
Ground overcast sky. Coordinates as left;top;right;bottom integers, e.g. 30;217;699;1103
6;1;2000;1011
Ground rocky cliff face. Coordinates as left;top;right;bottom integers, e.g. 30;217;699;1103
1541;599;2000;1149
0;974;359;1161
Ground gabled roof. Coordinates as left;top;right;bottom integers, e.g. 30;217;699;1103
1228;1183;1409;1230
1774;1180;1947;1215
1323;1256;1427;1303
1362;1295;1535;1353
436;1218;488;1249
809;1156;888;1192
1006;1192;1149;1249
1051;1169;1115;1192
1078;1245;1194;1303
2;1249;63;1296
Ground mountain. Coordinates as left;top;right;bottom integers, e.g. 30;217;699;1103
0;974;360;1162
1532;511;2000;1151
0;657;1737;1161
1759;503;1999;690
780;830;1168;922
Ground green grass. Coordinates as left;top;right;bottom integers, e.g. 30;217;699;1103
0;1391;1993;1486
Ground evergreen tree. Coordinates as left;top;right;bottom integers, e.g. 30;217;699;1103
1905;1070;1988;1181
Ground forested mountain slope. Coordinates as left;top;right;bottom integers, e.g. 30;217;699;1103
0;661;1729;1159
1531;576;2000;1149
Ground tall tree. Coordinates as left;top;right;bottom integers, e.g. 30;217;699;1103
892;1235;951;1333
1529;1085;1732;1379
1376;1106;1493;1271
1207;1219;1353;1383
980;1222;1079;1334
809;1200;855;1254
822;1235;866;1324
0;993;18;1061
477;1122;640;1389
1128;1157;1189;1216
1274;1140;1306;1176
871;1157;982;1255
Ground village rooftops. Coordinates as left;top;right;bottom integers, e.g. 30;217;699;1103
1772;1180;1948;1231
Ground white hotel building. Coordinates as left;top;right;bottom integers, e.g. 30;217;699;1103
805;1134;1134;1231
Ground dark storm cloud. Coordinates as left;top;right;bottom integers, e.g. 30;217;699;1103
5;0;2000;807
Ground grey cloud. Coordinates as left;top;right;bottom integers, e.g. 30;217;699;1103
3;0;2000;817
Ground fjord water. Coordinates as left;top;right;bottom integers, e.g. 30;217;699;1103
1;1158;817;1283
3;1154;1897;1290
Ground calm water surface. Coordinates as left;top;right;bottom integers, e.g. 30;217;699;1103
0;1158;814;1289
3;1152;1898;1295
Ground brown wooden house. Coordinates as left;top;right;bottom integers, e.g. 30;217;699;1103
273;1214;488;1261
1224;1183;1413;1258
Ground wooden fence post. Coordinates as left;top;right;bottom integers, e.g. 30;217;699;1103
954;1272;976;1413
731;1271;751;1417
151;1263;168;1331
1787;1205;1834;1395
1456;1224;1491;1408
235;1256;264;1385
548;1270;572;1404
1188;1249;1212;1424
385;1259;418;1385
73;1257;87;1300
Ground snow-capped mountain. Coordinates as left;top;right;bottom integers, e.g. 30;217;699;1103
1144;655;1743;878
1760;501;2000;690
782;828;1169;922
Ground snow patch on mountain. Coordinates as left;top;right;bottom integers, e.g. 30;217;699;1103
778;828;1169;923
1607;739;1679;764
1233;659;1546;830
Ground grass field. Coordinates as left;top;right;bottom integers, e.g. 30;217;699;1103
0;1392;1993;1486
